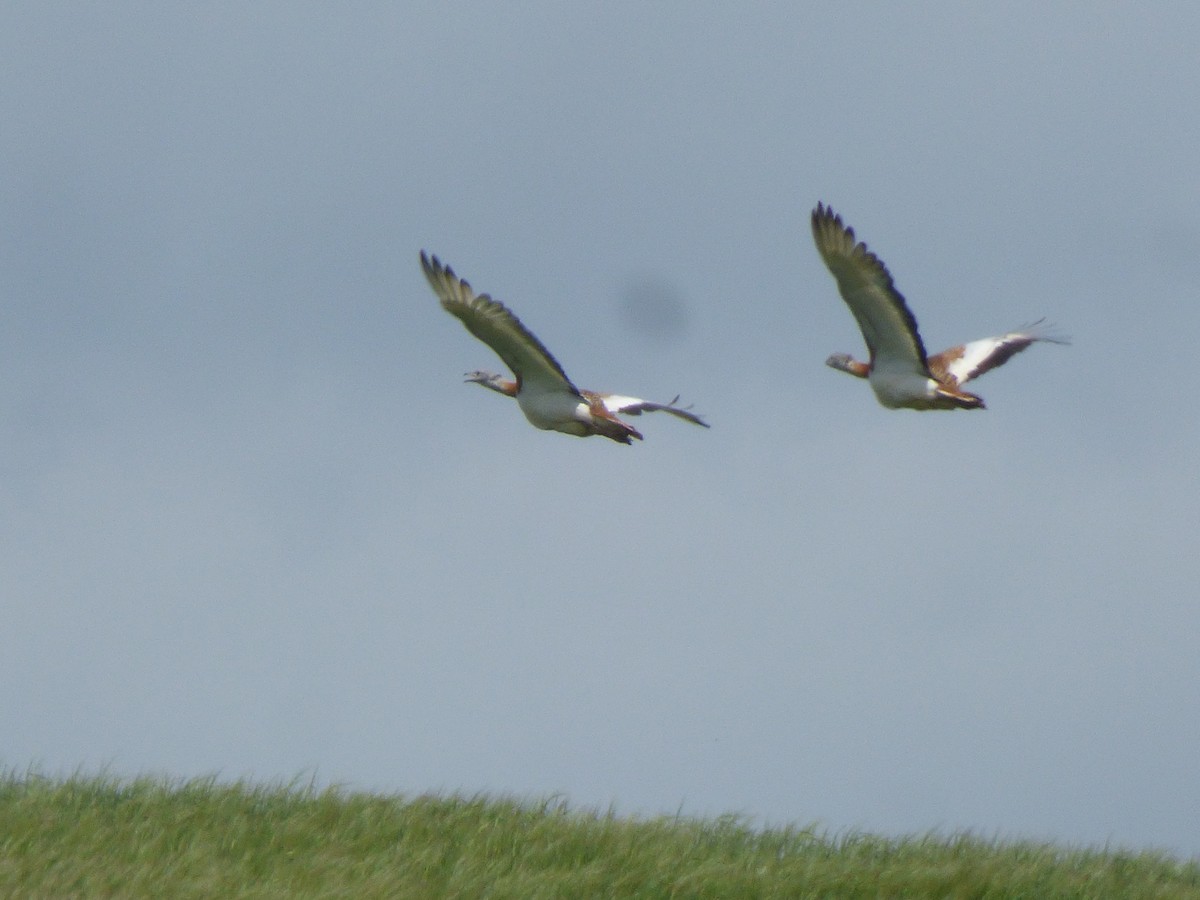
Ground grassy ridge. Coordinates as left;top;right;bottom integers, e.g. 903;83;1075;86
1;773;1197;898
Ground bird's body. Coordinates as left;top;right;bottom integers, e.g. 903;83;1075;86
421;252;708;442
812;202;1067;410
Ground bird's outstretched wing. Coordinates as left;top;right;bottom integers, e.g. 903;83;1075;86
596;393;710;427
421;252;579;395
811;203;930;376
930;321;1070;386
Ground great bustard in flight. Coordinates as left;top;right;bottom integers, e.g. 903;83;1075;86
811;202;1067;410
420;252;709;443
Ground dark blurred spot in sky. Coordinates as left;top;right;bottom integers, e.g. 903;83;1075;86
616;274;690;344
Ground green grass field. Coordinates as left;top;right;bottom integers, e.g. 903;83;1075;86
1;772;1197;898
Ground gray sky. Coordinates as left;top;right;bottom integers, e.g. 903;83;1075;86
4;3;1199;857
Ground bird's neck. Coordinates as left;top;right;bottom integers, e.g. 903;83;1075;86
482;378;519;396
832;357;871;378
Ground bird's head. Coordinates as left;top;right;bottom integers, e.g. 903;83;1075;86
463;370;518;396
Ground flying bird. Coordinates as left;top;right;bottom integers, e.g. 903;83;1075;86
811;202;1068;410
420;251;709;443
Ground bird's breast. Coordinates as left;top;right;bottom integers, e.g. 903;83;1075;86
868;367;942;410
516;389;592;432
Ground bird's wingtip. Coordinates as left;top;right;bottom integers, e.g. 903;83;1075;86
1017;318;1071;345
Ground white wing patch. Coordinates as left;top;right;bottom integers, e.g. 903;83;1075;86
934;323;1070;386
600;394;648;413
599;393;710;427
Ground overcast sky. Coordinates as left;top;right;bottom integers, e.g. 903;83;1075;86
4;3;1199;857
